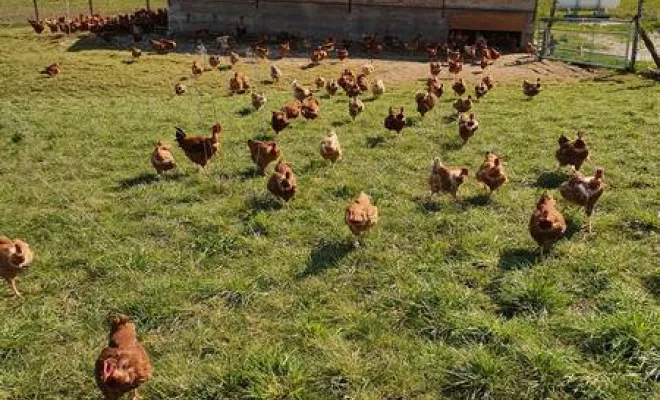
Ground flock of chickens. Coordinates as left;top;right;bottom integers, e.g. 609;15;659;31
1;25;611;399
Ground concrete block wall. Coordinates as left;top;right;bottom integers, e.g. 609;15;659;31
169;0;535;45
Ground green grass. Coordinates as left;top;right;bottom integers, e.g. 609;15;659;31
0;26;659;399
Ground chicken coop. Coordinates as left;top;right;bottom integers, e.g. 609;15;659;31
167;0;538;49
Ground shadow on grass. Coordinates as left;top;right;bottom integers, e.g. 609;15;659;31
244;194;282;211
464;193;491;207
641;274;659;298
366;135;387;148
442;114;458;124
535;170;569;189
441;140;464;151
332;120;350;128
117;172;184;189
299;240;353;278
237;107;254;117
498;248;541;270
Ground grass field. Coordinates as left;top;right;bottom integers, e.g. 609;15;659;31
0;26;659;399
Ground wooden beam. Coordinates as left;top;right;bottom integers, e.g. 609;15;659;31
33;0;39;21
540;0;558;60
638;27;660;69
630;0;644;70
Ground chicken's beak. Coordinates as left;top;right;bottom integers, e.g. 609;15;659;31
102;360;116;382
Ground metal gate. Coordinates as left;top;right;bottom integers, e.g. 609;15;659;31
538;17;636;70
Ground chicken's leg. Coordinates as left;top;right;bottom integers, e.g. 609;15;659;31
131;389;140;400
7;278;21;298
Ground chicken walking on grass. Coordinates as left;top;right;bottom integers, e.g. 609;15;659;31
95;315;152;400
0;236;33;298
345;192;378;247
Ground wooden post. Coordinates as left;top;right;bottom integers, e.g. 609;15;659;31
630;0;644;70
540;0;558;60
146;0;151;11
33;0;39;21
88;0;93;15
638;27;660;69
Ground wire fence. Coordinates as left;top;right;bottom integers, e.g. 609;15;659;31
0;0;167;26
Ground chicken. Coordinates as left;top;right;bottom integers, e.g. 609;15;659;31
482;76;494;91
361;64;375;76
229;51;240;66
356;74;370;93
458;113;479;143
559;167;607;233
480;56;489;70
429;61;442;77
0;236;33;298
247;139;281;174
255;45;269;60
151;141;176;175
267;161;297;204
349;97;365;121
526;41;537;58
427;78;444;97
453;96;473;113
372;79;385;98
27;19;45;34
338;69;355;90
41;63;60;78
384;107;406;134
523;78;541;97
251;92;267;111
448;59;463;75
279;41;290;58
336;48;349;61
175;124;222;170
301;95;321;120
529;192;566;254
345;192;378;246
291;80;312;101
487;47;501;60
209;55;220;68
95;315;153;400
326;79;340;96
345;82;362;98
315;76;327;90
174;82;186;96
282;100;302;119
319;130;342;163
452;79;466;96
416;91;437;118
270;64;282;83
311;47;328;64
131;48;142;60
192;60;203;77
475;82;488;100
229;72;250;94
476;152;507;194
556;132;589;171
150;39;176;54
271;110;290;134
429;159;469;200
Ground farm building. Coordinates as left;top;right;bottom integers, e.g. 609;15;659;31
168;0;538;49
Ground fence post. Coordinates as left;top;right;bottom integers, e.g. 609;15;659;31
33;0;39;21
88;0;93;15
540;0;558;60
629;0;644;71
146;0;151;11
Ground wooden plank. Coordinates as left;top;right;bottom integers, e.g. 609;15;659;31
446;11;529;31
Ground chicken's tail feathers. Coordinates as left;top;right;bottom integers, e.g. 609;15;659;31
175;127;186;141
